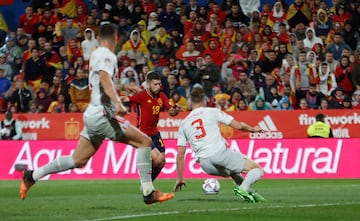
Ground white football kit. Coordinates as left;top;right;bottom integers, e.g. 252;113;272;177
80;47;129;147
177;107;247;176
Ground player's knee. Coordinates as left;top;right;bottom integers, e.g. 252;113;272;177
74;158;88;168
152;157;165;167
142;136;152;147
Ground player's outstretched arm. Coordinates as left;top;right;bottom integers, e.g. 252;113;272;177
229;120;264;133
174;146;187;192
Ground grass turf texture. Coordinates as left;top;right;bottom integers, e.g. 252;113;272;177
1;179;359;221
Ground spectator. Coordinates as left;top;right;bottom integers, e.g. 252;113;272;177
28;100;39;114
24;47;48;93
342;95;353;109
67;38;83;66
164;72;180;99
147;12;159;36
297;97;309;110
69;69;90;112
307;113;333;138
227;87;241;107
158;2;181;33
303;27;323;50
177;73;193;101
299;83;325;109
318;62;337;96
314;9;332;41
0;52;12;79
326;32;351;61
118;30;149;70
47;93;66;113
68;102;80;113
342;21;359;52
60;18;80;46
352;90;360;109
18;5;39;37
290;51;318;92
234;71;257;103
328;86;346;109
248;94;273;110
267;85;282;109
35;88;53;113
205;12;222;37
184;19;209;52
81;28;99;62
261;73;277;104
110;0;131;23
266;1;289;33
324;51;339;74
292;38;309;61
41;41;61;81
261;50;282;74
286;0;311;29
0;68;11;112
137;20;153;46
169;90;188;112
79;14;99;38
184;0;200;18
319;97;330;110
176;40;202;63
98;8;115;26
10;75;32;113
139;0;158;17
237;97;249;110
202;38;223;68
194;54;221;98
277;96;294;110
334;55;354;95
0;111;22;140
213;93;234;111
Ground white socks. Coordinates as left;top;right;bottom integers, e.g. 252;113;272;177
240;168;264;191
32;156;75;181
136;147;155;196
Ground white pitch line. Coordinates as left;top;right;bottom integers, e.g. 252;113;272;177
77;201;360;221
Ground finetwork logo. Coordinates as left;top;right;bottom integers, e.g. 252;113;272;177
249;115;283;139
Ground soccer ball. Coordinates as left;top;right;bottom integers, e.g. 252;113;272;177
202;178;220;194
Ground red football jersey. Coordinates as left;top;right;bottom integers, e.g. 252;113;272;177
129;90;172;136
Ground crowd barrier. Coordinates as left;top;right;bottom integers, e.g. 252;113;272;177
1;138;359;180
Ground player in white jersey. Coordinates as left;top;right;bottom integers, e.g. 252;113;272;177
19;24;174;205
173;87;266;203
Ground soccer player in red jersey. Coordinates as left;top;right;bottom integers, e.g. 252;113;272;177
122;71;178;181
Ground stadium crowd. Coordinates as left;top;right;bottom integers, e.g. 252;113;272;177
0;0;360;114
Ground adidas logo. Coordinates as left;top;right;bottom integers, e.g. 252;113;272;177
249;115;283;139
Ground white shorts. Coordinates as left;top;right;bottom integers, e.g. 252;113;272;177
80;105;130;147
198;148;247;177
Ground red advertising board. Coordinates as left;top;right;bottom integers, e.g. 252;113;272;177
0;109;359;140
1;139;359;180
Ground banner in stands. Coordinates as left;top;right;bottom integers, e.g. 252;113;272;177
0;109;359;140
0;139;359;180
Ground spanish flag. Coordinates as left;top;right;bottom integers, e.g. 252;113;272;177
60;0;77;18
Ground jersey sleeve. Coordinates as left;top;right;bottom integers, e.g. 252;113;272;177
92;52;115;77
216;108;234;125
129;92;142;104
160;92;173;110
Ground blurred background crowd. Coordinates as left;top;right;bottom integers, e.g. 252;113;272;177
0;0;360;114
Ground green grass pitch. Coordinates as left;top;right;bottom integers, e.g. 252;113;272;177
1;179;359;221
